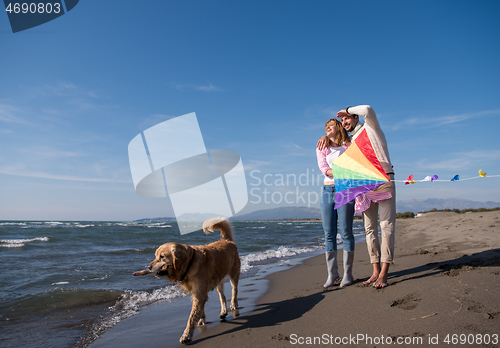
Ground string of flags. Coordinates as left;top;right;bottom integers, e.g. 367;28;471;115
398;169;499;185
329;130;499;207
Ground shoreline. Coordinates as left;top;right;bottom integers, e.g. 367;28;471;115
89;211;500;347
88;249;325;348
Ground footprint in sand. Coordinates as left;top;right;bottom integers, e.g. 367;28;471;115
390;293;422;310
466;300;500;319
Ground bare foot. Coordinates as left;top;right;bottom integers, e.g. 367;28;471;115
363;274;379;285
372;274;388;288
363;262;381;285
363;263;381;285
372;263;390;288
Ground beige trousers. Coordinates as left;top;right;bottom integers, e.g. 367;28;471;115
363;178;396;264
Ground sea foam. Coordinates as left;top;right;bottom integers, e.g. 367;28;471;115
84;285;188;343
240;244;322;273
0;237;50;248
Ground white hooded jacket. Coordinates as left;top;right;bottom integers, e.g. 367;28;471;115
348;105;393;175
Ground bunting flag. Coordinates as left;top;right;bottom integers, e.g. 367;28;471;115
405;175;416;185
422;175;439;182
330;128;389;209
395;172;499;185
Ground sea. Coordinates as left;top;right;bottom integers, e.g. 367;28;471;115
0;219;365;348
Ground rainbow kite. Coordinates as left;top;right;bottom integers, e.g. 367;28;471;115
330;129;389;208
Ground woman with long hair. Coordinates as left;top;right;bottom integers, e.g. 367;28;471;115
316;118;356;288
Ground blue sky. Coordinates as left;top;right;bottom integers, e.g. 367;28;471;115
1;1;499;221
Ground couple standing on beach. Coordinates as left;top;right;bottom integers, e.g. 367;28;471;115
316;105;396;289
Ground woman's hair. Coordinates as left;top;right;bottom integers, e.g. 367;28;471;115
325;118;350;147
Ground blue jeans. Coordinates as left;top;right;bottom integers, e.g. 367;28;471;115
320;184;355;252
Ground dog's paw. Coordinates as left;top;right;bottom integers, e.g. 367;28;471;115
230;302;238;311
180;333;192;345
219;312;227;320
197;317;206;326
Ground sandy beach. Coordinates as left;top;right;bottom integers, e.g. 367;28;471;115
91;211;500;347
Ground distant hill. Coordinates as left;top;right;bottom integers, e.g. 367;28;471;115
231;206;321;220
134;199;500;222
134;207;320;222
397;198;500;213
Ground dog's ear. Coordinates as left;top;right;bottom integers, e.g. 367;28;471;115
171;244;193;274
171;244;186;271
171;244;179;270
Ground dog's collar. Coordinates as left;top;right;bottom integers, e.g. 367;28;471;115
179;252;195;283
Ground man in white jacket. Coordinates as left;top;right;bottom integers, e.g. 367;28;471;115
318;105;396;288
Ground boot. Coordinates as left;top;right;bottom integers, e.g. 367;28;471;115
340;250;354;288
323;251;340;288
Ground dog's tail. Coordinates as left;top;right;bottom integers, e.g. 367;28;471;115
203;217;234;242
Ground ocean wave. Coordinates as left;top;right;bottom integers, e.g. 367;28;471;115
0;237;50;248
6;221;67;229
240;244;322;273
116;286;187;311
73;223;95;228
0;222;28;226
94;247;157;255
82;286;187;345
4;288;123;319
145;223;172;228
2;220;177;230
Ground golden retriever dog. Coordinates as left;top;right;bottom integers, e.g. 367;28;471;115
147;217;240;344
